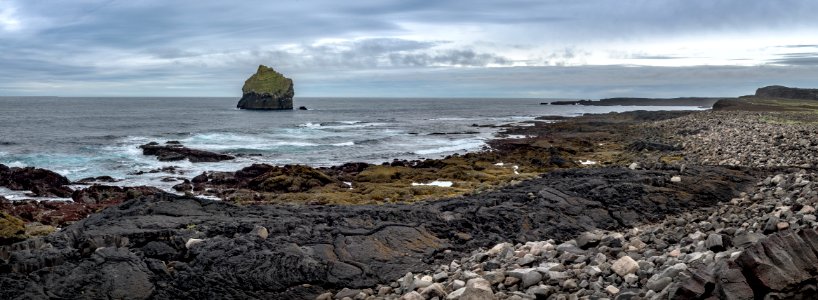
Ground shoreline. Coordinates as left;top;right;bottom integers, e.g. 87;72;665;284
5;106;818;299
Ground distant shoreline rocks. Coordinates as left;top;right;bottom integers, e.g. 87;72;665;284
546;97;721;107
236;65;294;110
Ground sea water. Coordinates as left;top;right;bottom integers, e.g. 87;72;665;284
0;97;704;193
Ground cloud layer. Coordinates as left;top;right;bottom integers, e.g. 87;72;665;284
1;0;817;97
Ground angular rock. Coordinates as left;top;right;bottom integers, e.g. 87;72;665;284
576;232;601;249
420;283;447;299
460;278;494;300
705;233;725;252
735;229;818;291
611;256;639;277
646;276;672;292
399;291;423;300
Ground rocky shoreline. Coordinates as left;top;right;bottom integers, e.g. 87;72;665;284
4;107;818;299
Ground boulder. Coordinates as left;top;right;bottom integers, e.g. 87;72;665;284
735;229;818;291
237;65;294;110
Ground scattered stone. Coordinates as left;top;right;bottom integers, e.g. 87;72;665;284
334;288;360;299
576;232;602;249
611;256;640;277
460;278;494;300
705;233;725;252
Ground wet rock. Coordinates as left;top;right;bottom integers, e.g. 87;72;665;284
72;185;162;205
0;164;72;197
139;141;234;163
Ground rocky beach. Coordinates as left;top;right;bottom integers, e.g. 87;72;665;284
4;87;818;299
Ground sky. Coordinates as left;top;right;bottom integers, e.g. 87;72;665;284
1;0;817;98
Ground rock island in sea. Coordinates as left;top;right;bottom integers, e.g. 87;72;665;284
236;65;294;110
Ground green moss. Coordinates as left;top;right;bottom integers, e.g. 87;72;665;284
242;65;292;96
0;212;27;244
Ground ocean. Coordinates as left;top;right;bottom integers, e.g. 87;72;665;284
0;96;704;197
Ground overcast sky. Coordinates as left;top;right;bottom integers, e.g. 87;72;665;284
1;0;817;98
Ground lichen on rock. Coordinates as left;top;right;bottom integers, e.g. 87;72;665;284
237;65;294;110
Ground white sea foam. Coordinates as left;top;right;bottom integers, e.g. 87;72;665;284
0;187;72;202
413;138;486;155
411;181;453;187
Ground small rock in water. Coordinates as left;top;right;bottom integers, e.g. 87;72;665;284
629;162;639;170
670;176;682;183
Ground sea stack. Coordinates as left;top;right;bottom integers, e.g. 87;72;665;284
237;65;294;110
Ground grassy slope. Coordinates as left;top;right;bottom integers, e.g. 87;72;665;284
242;65;292;95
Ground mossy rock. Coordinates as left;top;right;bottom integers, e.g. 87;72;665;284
0;212;27;245
242;65;293;96
252;165;335;193
356;166;410;183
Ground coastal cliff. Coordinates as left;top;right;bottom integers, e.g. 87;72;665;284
755;85;818;100
236;65;294;110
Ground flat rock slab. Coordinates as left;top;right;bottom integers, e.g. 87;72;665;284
139;142;234;163
0;165;758;299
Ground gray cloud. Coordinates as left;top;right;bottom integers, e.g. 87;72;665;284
770;53;818;66
1;0;818;97
388;50;510;67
